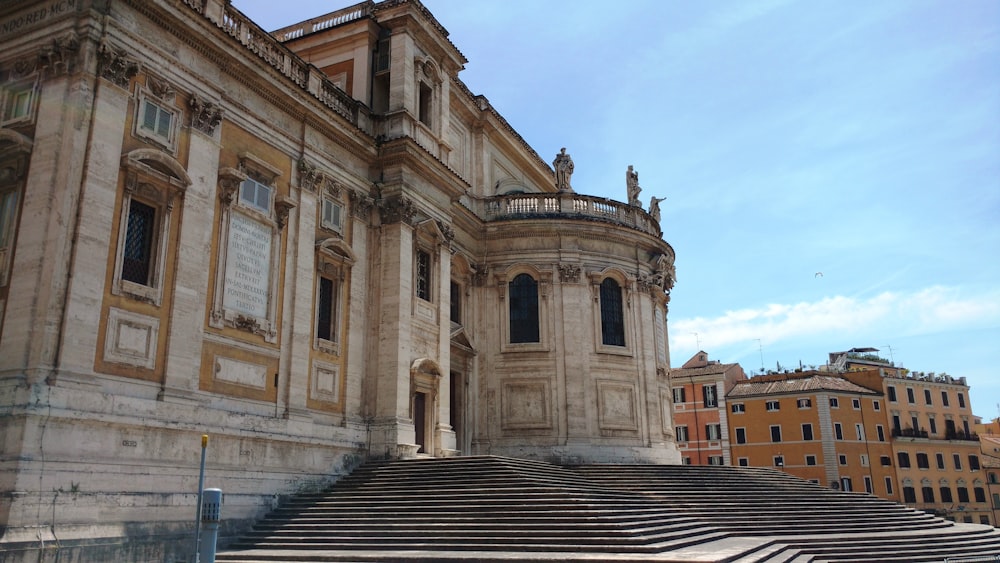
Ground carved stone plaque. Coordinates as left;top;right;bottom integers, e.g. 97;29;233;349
223;213;271;318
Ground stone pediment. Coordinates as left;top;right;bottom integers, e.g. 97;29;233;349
450;324;476;354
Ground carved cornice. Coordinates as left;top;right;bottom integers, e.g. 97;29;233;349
557;263;580;283
379;195;416;225
189;93;223;135
38;31;79;77
97;40;139;88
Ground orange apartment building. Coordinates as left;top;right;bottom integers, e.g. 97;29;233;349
669;351;747;465
726;372;896;498
834;350;994;526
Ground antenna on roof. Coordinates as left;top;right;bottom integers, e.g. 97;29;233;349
883;344;895;365
756;339;764;374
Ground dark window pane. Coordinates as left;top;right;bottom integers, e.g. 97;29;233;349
317;277;334;341
509;273;539;343
122;199;155;285
599;278;625;346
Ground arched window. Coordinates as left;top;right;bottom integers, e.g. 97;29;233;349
600;278;625;346
509;273;539;343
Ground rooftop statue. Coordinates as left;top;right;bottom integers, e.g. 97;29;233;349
626;165;641;206
648;195;666;223
553;147;574;192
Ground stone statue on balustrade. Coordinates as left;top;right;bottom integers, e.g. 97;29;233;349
553;148;574;192
648;195;666;223
626;165;641;206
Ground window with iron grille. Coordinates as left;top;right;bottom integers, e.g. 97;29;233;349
316;276;338;343
599;278;625;346
508;273;539;343
415;249;431;301
122;199;156;285
450;281;461;324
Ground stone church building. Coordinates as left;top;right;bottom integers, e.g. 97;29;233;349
0;0;678;558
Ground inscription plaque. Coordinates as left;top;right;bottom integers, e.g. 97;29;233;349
223;213;271;318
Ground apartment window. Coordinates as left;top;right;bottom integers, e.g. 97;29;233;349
829;397;840;408
805;455;817;466
774;455;785;467
675;426;689;442
911;415;919;431
969;455;981;471
672;387;686;403
508;273;539;343
450;281;462;324
418;82;432;126
802;423;814;441
994;493;1000;508
936;453;946;470
730;402;745;413
841;477;853;492
121;199;157;285
903;486;916;503
708;455;724;466
766;400;780;412
873;400;881;411
735;427;747;444
885;477;894;495
797;398;811;408
738;458;749;467
864;476;873;494
981;516;990;525
892;414;902;432
975;487;987;503
876;425;886;442
928;417;937;435
953;454;962;471
682;457;691;465
898;452;911;468
880;455;892;466
770;425;782;443
887;386;897;402
957;487;970;503
240;178;273;214
991;473;998;485
320;197;344;234
906;388;915;404
957;393;966;409
923;389;932;406
852;398;861;410
137;97;175;147
702;384;718;408
599;278;625;346
922;487;935;503
315;275;340;343
940;486;953;503
835;423;844;440
839;454;847;466
941;390;950;407
855;423;865;441
861;454;870;467
706;424;722;441
916;453;929;469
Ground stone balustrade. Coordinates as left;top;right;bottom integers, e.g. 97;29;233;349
270;3;373;41
477;193;661;237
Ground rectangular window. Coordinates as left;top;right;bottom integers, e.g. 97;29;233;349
953;454;962;471
805;455;816;466
906;388;915;404
841;477;853;492
797;397;812;408
916;453;929;469
970;455;981;471
936;453;946;470
835;423;843;440
873;400;881;411
774;455;784;467
976;487;987;503
730;402;745;413
121;199;157;286
855;423;865;441
770;425;782;443
864;476;873;494
672;387;686;403
682;457;691;465
898;452;911;468
2;81;34;125
957;487;970;503
320;198;344;233
239;178;272;214
802;423;813;441
923;389;933;406
316;275;339;343
415;249;431;301
738;457;749;467
708;455;723;466
940;487;953;503
705;423;722;440
903;487;916;503
885;477;894;495
911;415;919;432
136;97;175;147
922;487;935;503
876;425;886;442
880;455;891;466
861;454;869;467
675;426;689;442
418;82;432;126
957;393;966;409
928;417;937;435
450;281;462;324
766;400;780;412
887;386;897;402
839;454;847;466
735;427;747;444
852;397;861;410
829;397;839;408
941;390;950;407
703;385;718;408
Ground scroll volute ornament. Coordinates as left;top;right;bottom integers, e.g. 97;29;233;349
217;167;247;207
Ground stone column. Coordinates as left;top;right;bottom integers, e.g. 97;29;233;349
280;180;315;418
435;234;456;455
159;119;221;401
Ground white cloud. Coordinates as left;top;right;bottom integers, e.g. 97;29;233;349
670;286;1000;352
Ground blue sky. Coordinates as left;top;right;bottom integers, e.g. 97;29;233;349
235;0;1000;420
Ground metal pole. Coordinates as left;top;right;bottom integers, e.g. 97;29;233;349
194;434;208;563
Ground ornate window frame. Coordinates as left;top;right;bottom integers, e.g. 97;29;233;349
589;269;633;356
314;237;354;356
498;265;550;352
112;149;190;305
0;129;32;290
209;152;292;342
1;75;39;127
132;76;180;154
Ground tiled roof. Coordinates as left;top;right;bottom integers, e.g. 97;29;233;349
670;364;740;377
728;375;880;398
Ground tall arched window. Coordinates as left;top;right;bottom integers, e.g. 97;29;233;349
509;273;539;343
600;278;625;346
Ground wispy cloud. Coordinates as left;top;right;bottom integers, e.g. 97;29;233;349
670;285;1000;352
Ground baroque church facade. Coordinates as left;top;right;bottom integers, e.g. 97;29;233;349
0;0;678;558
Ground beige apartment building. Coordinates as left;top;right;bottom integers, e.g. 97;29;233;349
0;0;679;559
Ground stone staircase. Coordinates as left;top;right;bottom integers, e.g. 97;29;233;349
216;456;1000;562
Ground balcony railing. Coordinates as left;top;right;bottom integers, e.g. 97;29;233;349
892;427;929;439
477;193;661;237
945;430;980;442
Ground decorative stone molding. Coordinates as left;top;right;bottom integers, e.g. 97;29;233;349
379;195;416;225
97;40;139;88
435;220;455;247
38;31;79;76
471;264;489;287
147;76;175;101
217;167;247;207
657;367;667;379
297;159;322;192
189;93;223;135
274;195;297;230
348;189;373;219
557;264;580;283
323;178;342;199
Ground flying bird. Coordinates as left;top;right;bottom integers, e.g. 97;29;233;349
815;272;823;278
